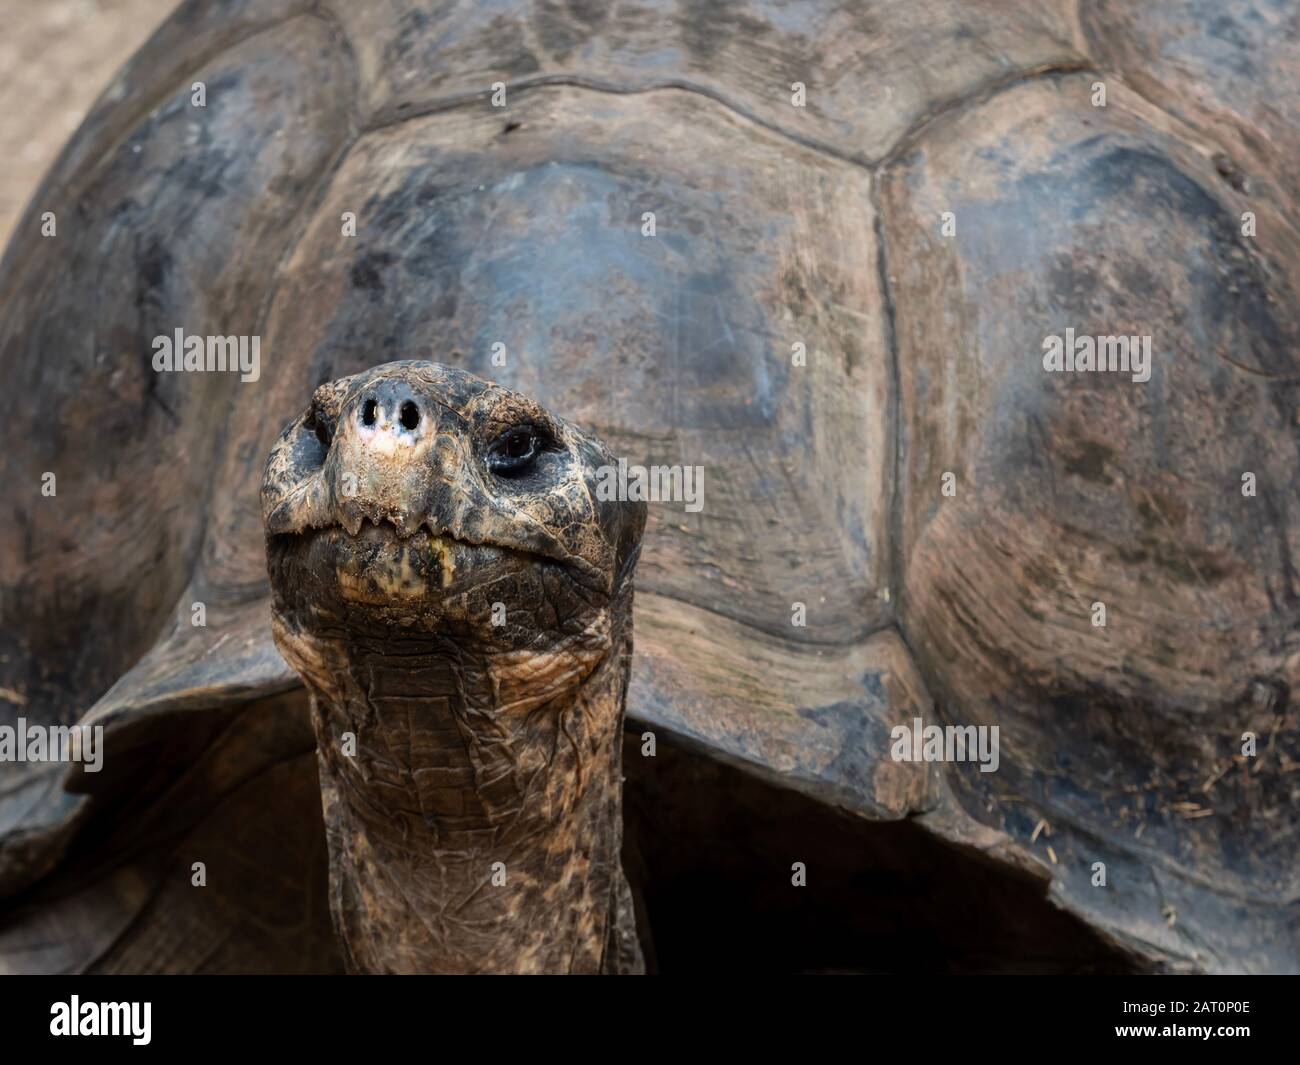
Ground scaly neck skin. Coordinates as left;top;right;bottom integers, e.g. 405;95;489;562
280;598;638;974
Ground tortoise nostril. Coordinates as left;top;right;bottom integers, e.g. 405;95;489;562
362;398;378;427
399;401;420;431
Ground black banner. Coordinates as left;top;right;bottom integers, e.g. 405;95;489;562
0;976;1292;1053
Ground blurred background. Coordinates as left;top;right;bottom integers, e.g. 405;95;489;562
0;0;176;248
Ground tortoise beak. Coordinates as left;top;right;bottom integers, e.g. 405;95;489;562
264;474;333;537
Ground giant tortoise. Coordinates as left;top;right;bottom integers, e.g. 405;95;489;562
0;0;1296;974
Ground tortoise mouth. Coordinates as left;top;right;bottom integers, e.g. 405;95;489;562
266;521;615;651
269;524;501;613
269;518;551;590
264;489;604;587
267;510;612;615
270;514;537;560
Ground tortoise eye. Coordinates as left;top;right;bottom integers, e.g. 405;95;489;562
487;425;542;476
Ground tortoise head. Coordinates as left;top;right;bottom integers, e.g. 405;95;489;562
260;361;646;973
262;360;643;641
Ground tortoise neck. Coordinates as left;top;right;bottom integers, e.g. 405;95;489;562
294;600;638;973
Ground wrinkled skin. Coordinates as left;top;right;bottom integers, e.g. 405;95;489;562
262;361;645;973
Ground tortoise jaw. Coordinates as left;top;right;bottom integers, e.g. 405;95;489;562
269;514;540;570
268;508;603;591
266;516;611;629
264;473;603;586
